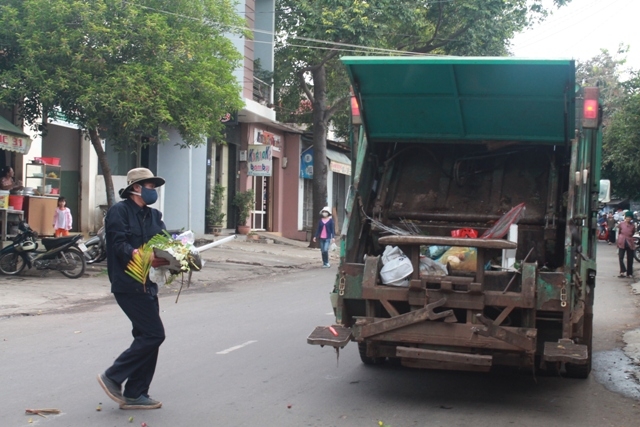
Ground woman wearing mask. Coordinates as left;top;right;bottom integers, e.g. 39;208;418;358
312;206;335;268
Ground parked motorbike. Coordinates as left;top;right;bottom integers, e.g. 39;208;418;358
84;224;106;264
0;222;87;278
597;223;609;241
634;232;640;263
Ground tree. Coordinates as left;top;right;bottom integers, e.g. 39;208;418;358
601;72;640;199
0;0;245;207
575;48;640;199
274;0;572;244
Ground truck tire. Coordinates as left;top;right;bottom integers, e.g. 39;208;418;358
358;342;385;365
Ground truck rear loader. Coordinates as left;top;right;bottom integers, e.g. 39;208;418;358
308;57;605;378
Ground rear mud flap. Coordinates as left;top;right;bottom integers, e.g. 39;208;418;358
543;339;589;364
307;325;352;348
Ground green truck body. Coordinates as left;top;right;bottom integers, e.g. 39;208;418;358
308;57;603;377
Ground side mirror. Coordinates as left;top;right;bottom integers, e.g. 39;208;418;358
599;179;611;203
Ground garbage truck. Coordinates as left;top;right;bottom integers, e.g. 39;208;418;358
308;57;605;378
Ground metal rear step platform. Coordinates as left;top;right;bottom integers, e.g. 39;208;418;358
307;325;352;348
543;339;589;364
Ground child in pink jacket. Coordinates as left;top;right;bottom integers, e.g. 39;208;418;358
53;196;73;237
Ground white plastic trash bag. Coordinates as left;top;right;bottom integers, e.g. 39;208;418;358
380;256;413;286
381;245;405;265
330;242;338;252
419;256;448;277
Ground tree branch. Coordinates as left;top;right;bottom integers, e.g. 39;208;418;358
324;95;350;124
297;70;315;104
414;24;471;53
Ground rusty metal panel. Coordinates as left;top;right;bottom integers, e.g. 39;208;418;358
536;271;565;311
396;346;493;366
362;257;380;288
367;321;530;351
354;298;454;338
379;235;517;250
401;358;491;372
341;263;365;299
520;262;536;308
427;290;485;310
472;314;536;351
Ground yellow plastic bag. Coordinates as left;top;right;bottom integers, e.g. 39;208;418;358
437;247;477;272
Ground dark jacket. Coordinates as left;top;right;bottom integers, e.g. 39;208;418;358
315;217;335;240
105;198;166;294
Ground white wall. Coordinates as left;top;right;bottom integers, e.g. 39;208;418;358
156;128;207;234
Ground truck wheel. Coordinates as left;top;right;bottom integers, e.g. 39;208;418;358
358;342;385;365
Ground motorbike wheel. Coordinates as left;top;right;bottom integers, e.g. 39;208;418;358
635;247;640;263
0;252;27;275
59;247;86;279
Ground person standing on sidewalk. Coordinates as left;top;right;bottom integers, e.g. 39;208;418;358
617;210;636;278
97;168;170;410
607;213;617;245
52;196;72;237
312;206;335;268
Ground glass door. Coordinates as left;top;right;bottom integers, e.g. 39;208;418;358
251;176;269;230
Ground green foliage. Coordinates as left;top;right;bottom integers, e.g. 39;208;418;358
0;0;245;147
601;73;640;199
576;48;640;199
233;189;255;224
274;0;571;134
206;184;226;227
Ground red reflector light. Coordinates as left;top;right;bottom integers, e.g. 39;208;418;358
350;95;360;117
584;99;598;119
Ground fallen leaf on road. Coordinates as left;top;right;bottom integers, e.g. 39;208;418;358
74;331;82;334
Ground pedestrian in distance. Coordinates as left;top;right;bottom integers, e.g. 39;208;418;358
606;213;617;245
97;168;170;410
617;210;636;278
312;206;335;268
52;196;72;237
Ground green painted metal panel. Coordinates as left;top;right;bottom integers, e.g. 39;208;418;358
342;56;576;144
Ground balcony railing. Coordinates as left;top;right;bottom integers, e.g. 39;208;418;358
253;76;272;105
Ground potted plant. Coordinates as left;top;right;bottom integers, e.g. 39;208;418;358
247;231;260;241
233;189;255;235
205;184;226;235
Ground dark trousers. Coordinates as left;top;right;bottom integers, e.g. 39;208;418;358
608;229;616;243
618;247;634;276
105;293;165;399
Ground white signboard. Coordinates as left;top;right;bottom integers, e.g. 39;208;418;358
247;144;272;176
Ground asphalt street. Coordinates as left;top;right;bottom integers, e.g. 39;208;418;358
1;239;640;426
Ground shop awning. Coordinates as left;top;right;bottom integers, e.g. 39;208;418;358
0;116;32;154
342;56;576;144
326;149;351;175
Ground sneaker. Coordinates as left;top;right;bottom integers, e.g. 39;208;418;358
322;264;329;268
326;263;330;268
119;395;162;410
97;373;124;405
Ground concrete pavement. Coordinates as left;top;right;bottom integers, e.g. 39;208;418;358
0;232;338;319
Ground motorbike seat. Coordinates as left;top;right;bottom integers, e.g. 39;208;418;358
42;235;81;250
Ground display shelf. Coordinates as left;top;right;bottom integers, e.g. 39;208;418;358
25;163;62;196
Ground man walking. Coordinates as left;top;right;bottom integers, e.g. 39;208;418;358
97;168;170;410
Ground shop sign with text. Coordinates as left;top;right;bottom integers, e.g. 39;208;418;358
254;129;281;152
248;144;272;176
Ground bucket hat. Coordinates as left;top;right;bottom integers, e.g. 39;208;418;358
319;206;331;215
119;168;165;198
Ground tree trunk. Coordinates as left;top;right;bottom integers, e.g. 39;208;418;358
310;64;329;248
88;128;116;208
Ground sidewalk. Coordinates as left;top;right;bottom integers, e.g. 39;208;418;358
0;233;338;319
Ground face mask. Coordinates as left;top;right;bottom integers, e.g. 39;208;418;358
132;187;158;205
322;212;329;218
